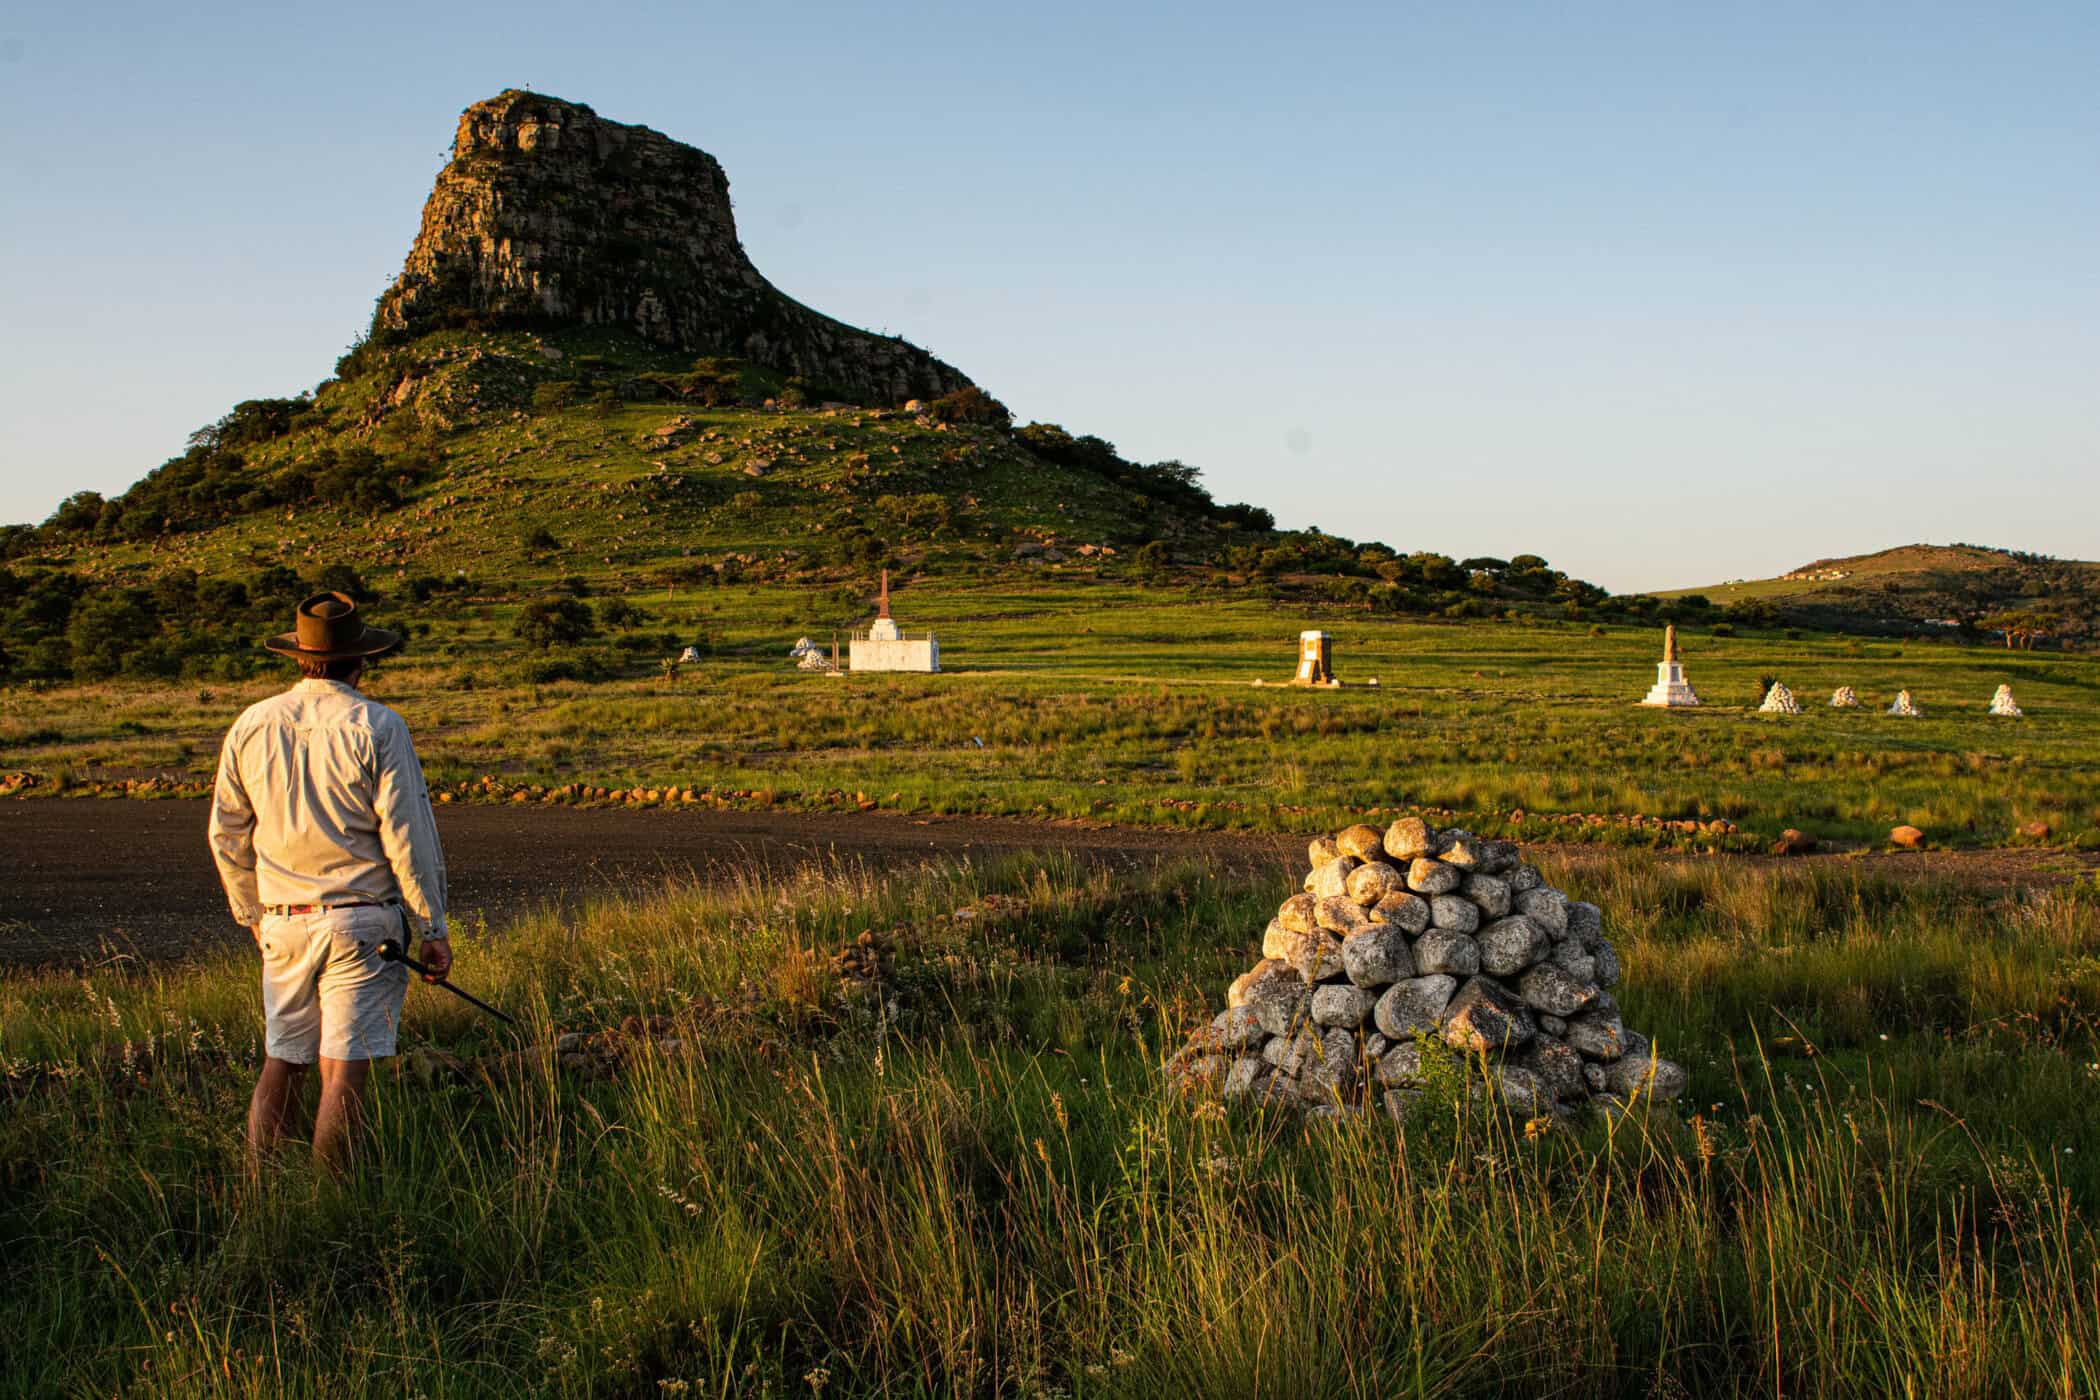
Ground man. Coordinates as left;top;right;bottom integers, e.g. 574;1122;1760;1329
209;591;451;1175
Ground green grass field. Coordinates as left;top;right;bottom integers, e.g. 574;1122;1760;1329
7;584;2097;850
4;845;2096;1396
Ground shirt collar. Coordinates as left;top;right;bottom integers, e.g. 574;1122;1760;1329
293;678;364;696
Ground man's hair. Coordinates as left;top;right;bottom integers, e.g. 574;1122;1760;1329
296;655;366;682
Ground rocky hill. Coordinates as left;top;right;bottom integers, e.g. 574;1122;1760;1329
376;90;969;405
0;90;1628;684
1663;544;2100;645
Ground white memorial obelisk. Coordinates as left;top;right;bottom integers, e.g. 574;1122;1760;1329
1640;624;1701;707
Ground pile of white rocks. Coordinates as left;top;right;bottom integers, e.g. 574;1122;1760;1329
1830;686;1860;708
1888;689;1923;717
1758;682;1803;715
1166;820;1686;1122
1989;685;2023;717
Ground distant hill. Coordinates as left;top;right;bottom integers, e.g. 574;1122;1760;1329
1660;544;2100;645
0;91;1620;683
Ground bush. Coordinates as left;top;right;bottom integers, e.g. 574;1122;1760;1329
66;593;156;680
595;598;648;630
514;597;597;650
518;650;615;684
926;386;1010;427
311;564;372;601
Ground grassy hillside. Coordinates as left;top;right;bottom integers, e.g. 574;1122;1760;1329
1662;543;2100;644
0;320;1681;688
8;325;1247;590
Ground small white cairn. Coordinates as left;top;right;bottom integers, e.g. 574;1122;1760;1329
1887;689;1922;717
1758;681;1802;715
1988;684;2023;717
1830;685;1860;708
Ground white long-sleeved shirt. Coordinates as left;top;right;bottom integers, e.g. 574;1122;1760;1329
208;678;449;937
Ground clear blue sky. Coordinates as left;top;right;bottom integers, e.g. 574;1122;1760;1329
2;1;2093;591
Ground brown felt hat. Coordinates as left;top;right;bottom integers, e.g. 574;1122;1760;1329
264;592;402;661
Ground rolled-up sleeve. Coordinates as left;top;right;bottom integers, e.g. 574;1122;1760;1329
208;725;263;926
373;712;449;938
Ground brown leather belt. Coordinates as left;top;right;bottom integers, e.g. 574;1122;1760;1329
264;900;395;916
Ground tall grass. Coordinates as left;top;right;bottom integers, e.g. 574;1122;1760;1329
3;852;2097;1396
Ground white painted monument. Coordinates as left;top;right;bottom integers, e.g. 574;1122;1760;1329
1639;625;1701;707
1988;684;2023;717
1294;631;1338;686
848;570;940;673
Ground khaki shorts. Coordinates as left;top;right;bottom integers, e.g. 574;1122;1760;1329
258;905;411;1063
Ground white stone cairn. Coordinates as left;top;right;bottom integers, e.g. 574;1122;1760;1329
1758;681;1803;715
1830;686;1860;708
1988;684;2023;717
1887;689;1922;717
1165;820;1685;1123
1639;624;1700;707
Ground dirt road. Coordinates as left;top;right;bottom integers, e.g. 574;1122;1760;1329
0;800;1300;966
4;801;2087;967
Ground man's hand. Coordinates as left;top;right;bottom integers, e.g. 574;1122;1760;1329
417;936;453;982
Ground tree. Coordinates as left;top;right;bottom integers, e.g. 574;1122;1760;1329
926;386;1011;427
66;592;157;679
1983;610;2058;650
514;597;597;650
595;598;648;630
45;491;107;535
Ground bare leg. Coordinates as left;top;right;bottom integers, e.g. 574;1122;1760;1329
246;1058;310;1176
312;1056;372;1177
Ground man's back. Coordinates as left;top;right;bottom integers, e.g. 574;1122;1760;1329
209;678;448;933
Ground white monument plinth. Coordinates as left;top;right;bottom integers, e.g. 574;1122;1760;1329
1294;630;1338;686
847;570;940;673
1640;625;1701;707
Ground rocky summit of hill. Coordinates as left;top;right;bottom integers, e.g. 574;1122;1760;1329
375;90;968;405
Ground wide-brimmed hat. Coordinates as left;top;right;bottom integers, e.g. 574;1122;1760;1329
264;592;402;661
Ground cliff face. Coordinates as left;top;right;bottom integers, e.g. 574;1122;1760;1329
375;91;970;405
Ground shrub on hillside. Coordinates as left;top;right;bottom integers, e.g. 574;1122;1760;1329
514;598;597;650
595;598;648;630
927;386;1011;427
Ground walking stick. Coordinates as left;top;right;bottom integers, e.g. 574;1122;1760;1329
375;939;517;1026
